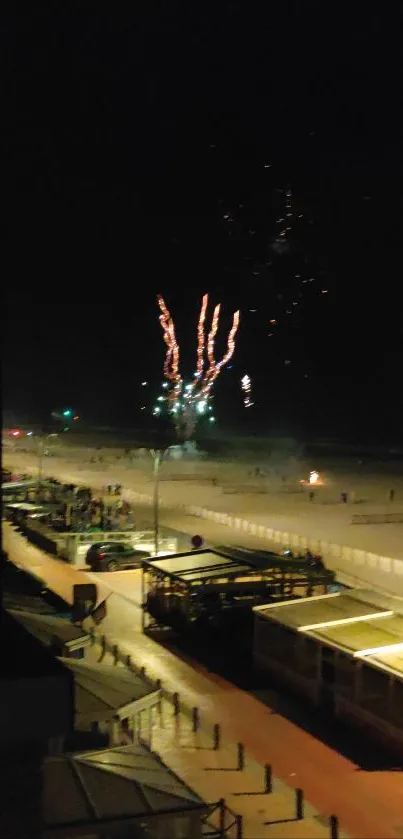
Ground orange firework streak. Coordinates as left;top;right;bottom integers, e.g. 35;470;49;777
195;293;208;379
207;303;221;367
157;296;182;407
200;308;240;395
157;294;240;430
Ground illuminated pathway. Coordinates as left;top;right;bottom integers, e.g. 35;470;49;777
3;523;403;838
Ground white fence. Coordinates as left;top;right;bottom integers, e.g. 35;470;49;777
124;490;403;599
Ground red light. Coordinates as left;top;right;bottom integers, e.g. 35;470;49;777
98;553;106;559
11;430;21;437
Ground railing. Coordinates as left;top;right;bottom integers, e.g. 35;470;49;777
202;799;242;838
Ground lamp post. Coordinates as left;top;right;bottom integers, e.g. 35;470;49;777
150;446;171;557
38;437;45;484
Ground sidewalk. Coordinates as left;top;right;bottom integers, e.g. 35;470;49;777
85;638;347;839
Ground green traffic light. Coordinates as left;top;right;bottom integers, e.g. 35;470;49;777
63;409;72;417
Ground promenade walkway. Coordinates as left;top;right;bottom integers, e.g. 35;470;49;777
85;639;348;839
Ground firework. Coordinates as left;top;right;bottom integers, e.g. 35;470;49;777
241;373;254;408
157;293;240;438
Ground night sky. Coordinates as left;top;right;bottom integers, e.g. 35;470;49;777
4;5;403;442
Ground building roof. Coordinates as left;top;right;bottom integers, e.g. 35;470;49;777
254;590;398;629
8;609;91;651
43;744;206;832
254;589;403;679
58;658;160;724
145;549;253;584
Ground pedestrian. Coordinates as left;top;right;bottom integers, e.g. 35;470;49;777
309;490;315;502
389;488;395;502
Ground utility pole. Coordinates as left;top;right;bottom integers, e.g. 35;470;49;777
150;445;172;557
38;437;45;485
151;449;163;557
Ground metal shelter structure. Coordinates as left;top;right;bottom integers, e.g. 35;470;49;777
42;744;209;839
58;657;161;747
142;547;335;634
8;609;91;657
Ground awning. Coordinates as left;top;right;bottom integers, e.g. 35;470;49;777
58;657;161;724
42;744;207;835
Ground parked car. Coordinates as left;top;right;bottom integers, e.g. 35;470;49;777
86;541;151;572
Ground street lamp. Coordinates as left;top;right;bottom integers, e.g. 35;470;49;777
149;446;171;557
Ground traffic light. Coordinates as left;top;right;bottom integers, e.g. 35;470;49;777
63;409;73;418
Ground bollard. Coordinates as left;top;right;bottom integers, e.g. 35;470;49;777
264;763;273;793
192;706;199;732
155;678;162;690
237;742;245;771
330;815;339;839
99;635;106;661
173;692;180;716
213;723;221;750
112;644;119;665
140;666;146;677
295;788;304;821
235;813;243;839
126;654;132;668
218;799;225;835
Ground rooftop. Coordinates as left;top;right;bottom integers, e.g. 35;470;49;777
146;549;252;584
8;609;91;651
43;744;206;832
254;589;403;679
58;657;160;725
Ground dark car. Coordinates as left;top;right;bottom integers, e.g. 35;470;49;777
86;541;151;572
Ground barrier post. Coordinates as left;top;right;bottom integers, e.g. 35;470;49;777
112;644;119;665
192;707;200;732
264;763;273;793
140;666;146;678
213;723;221;750
173;692;180;716
235;814;243;838
218;799;225;834
295;788;304;820
126;654;131;668
100;635;106;661
237;743;245;770
330;815;339;839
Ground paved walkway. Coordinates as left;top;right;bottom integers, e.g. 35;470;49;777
85;639;347;838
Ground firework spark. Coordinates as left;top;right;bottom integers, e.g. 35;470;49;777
157;293;240;438
241;373;254;408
